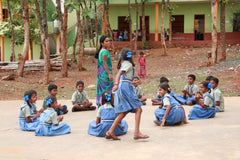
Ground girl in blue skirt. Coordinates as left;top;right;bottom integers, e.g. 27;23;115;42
154;83;187;127
188;81;216;120
19;90;42;131
105;48;149;140
35;96;71;136
88;91;128;137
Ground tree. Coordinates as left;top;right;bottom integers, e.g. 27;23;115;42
17;0;30;77
141;0;146;46
104;0;114;50
135;0;139;54
161;0;167;55
219;0;227;61
167;0;173;45
34;0;50;84
211;0;218;65
128;0;133;49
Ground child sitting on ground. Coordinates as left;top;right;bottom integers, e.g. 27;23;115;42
151;77;169;105
132;76;147;105
72;81;96;112
19;90;42;131
154;83;187;126
42;84;68;115
188;81;216;120
88;91;128;137
210;77;224;112
35;95;71;136
174;74;199;105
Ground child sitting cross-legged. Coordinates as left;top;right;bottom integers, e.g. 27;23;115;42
88;91;128;137
210;77;224;112
72;81;96;112
35;95;71;136
132;76;147;105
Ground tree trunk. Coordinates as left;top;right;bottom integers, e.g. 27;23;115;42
76;0;83;71
167;0;172;45
7;0;15;62
105;0;114;50
85;17;92;47
135;0;139;54
141;0;146;47
94;1;99;48
89;2;95;47
61;5;68;77
128;0;133;49
211;0;218;65
72;33;78;60
17;0;30;77
219;1;226;61
161;0;167;55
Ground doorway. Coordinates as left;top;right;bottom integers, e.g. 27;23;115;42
194;15;205;40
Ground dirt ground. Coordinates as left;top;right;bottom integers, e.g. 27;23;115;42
0;97;240;160
0;44;239;100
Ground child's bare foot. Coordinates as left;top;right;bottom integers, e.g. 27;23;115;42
134;132;149;140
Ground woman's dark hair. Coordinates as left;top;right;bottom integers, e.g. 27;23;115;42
117;48;135;69
95;35;108;59
200;81;211;93
159;83;171;93
101;91;114;107
24;90;37;108
46;95;57;108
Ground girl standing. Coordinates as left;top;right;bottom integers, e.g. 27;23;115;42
106;48;149;140
154;83;187;127
35;95;71;136
188;81;216;120
138;51;146;77
95;36;113;107
19;90;41;131
88;91;128;137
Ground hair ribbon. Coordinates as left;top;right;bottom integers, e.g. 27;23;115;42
106;94;111;101
118;54;121;59
127;52;132;58
46;98;53;105
208;83;212;89
23;95;29;102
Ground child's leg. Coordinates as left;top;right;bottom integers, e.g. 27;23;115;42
107;112;127;134
134;107;149;139
181;106;188;124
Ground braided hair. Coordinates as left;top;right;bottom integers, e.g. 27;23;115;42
23;90;37;108
117;48;135;69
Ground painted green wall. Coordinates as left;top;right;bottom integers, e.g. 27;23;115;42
109;2;236;34
3;38;41;61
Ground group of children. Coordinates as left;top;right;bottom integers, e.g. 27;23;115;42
18;47;224;140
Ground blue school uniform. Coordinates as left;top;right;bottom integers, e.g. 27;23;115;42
114;61;142;113
19;103;40;131
154;93;185;125
35;108;70;136
88;103;128;137
188;93;216;120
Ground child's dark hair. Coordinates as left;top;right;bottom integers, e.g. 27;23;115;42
76;81;84;87
48;84;57;92
117;48;135;69
24;90;37;108
210;77;219;84
159;83;171;93
101;91;114;107
205;76;215;82
160;77;169;84
200;81;212;93
95;35;108;59
188;74;196;81
45;95;57;108
139;51;144;55
133;76;140;80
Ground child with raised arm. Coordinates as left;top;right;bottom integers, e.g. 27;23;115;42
88;91;128;137
42;84;68;115
19;90;41;131
210;77;224;112
154;83;187;126
174;74;199;105
35;95;71;136
132;76;147;105
188;81;216;120
72;81;96;112
105;48;149;140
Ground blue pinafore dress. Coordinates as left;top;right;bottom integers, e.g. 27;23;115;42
35;108;71;136
88;104;128;137
188;93;216;120
19;104;40;131
114;65;142;114
154;94;185;125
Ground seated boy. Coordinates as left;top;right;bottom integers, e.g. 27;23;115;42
210;77;224;112
42;84;68;115
151;77;169;105
72;81;96;112
174;74;199;105
132;77;147;105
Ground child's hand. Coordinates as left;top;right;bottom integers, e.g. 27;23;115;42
160;122;164;127
35;112;41;117
108;74;113;82
58;116;63;122
182;89;187;93
112;85;118;92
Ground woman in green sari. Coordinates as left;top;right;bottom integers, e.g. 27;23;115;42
95;36;113;106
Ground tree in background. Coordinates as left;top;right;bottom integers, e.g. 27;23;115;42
211;0;218;65
134;0;139;54
161;0;167;55
128;0;133;49
141;0;146;47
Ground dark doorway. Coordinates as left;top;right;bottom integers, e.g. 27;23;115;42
172;15;184;33
194;15;205;40
140;16;150;41
118;16;129;41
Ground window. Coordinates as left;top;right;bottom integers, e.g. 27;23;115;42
233;13;240;32
172;15;184;33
